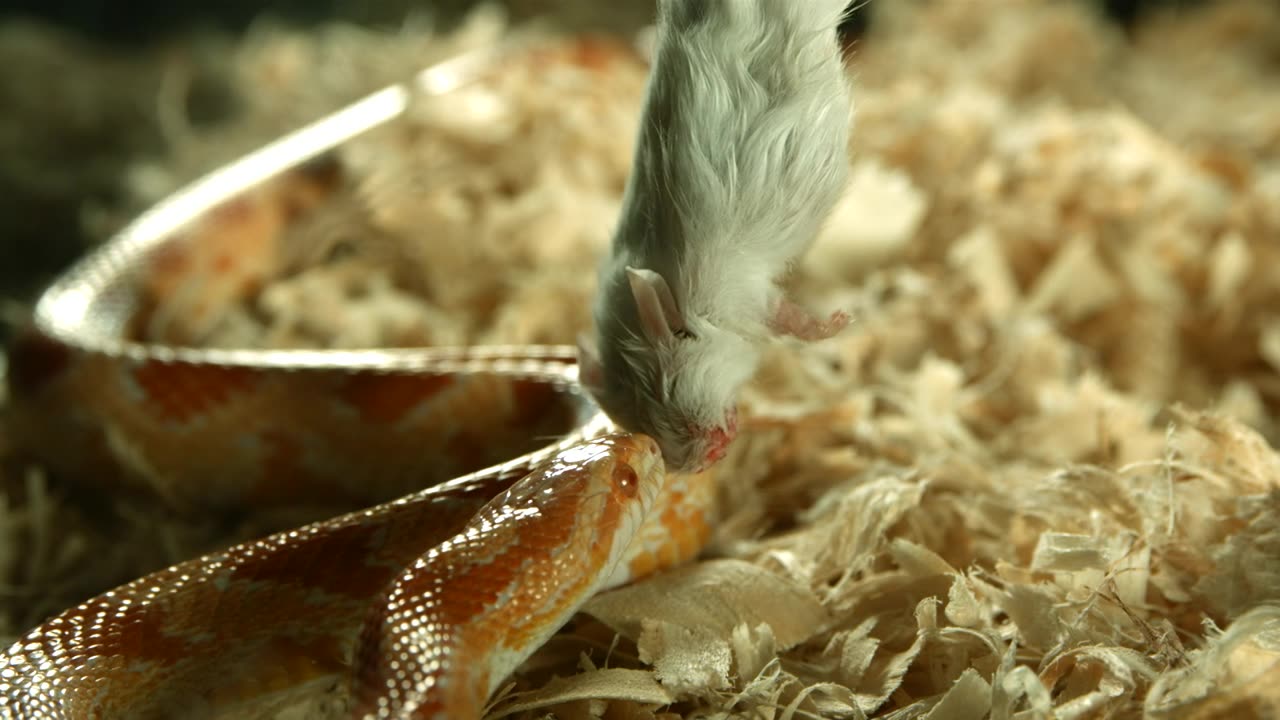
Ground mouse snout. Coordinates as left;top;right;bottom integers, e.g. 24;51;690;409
699;423;736;468
706;427;731;459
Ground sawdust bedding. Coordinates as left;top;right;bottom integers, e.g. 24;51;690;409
4;1;1280;718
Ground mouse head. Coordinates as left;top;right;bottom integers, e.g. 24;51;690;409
579;267;757;473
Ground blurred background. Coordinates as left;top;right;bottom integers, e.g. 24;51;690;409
2;3;1278;708
0;0;1205;310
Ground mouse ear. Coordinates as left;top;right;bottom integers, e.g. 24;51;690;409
626;267;686;343
576;333;606;395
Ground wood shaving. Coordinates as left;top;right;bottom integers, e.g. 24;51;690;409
4;0;1280;717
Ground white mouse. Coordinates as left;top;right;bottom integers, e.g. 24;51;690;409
580;0;855;473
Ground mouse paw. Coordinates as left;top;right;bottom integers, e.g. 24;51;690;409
815;309;852;339
769;300;851;341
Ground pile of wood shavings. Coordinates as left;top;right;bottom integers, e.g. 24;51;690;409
5;1;1280;718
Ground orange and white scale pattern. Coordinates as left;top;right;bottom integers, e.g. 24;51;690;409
5;330;581;511
0;336;717;719
351;436;668;719
0;32;718;720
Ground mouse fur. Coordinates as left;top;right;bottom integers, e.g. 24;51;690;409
581;0;855;472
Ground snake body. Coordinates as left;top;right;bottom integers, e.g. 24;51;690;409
0;37;715;719
1;410;685;719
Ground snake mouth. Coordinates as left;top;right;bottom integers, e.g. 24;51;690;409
601;433;664;499
605;433;661;466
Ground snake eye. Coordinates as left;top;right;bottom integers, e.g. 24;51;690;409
612;463;639;498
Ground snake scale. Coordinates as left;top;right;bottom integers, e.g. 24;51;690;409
0;34;718;719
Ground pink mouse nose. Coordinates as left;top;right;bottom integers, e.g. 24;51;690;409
703;425;735;465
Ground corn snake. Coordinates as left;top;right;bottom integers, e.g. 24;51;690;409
0;36;716;719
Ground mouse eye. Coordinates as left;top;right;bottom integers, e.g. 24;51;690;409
674;328;696;340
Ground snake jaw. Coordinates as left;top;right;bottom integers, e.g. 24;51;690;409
347;431;674;720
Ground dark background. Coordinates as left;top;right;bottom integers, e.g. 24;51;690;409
0;0;464;43
0;0;1201;44
0;0;1206;309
